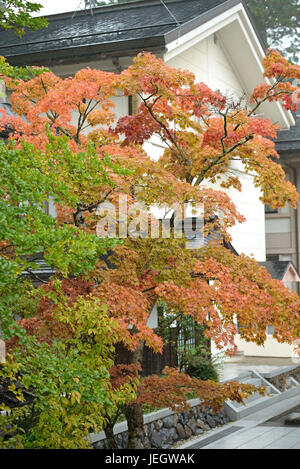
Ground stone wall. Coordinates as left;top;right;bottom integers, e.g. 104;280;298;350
263;365;300;392
93;401;231;449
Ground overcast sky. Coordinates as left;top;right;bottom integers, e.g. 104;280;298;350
35;1;91;16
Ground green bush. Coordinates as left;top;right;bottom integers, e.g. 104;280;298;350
181;347;221;382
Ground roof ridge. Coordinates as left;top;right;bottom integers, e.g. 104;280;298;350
41;0;195;21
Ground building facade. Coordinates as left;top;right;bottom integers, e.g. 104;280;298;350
265;108;300;293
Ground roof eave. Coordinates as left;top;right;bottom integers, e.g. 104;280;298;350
3;36;167;67
282;262;300;282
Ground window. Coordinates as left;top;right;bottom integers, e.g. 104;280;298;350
265;204;278;214
279;254;292;261
265;218;291;234
266;254;279;261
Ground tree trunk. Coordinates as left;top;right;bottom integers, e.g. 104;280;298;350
125;401;144;449
124;341;145;449
104;422;119;449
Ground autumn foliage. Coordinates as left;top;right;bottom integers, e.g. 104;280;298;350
1;49;300;448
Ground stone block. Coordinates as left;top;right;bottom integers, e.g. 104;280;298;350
285;413;300;425
195;428;204;436
150;428;170;448
163;415;174;429
154;419;163;430
206;415;217;428
176;423;186;439
187;417;197;434
184;424;193;438
196;419;207;430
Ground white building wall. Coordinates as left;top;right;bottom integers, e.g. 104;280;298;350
234;334;299;358
166;35;244;97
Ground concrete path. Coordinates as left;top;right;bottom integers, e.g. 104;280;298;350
219;356;300;382
178;394;300;449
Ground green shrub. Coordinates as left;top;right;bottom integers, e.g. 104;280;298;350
181;347;222;382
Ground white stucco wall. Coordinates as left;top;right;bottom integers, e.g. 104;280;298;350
234;334;300;358
166;35;244;97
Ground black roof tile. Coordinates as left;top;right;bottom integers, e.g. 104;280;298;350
260;260;294;280
0;0;244;66
275;105;300;154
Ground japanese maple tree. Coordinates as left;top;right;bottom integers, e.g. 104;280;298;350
1;49;300;448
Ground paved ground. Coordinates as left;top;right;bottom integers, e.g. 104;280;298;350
201;424;300;449
179;394;300;449
178;361;300;450
219;356;300;382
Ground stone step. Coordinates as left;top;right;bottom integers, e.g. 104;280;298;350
225;383;300;421
228;387;274;409
226;394;275;419
286;377;299;388
239;376;264;387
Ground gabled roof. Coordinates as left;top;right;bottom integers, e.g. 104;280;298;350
260;260;300;282
0;0;261;66
275;105;300;154
0;0;293;130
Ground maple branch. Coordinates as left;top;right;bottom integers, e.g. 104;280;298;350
142;286;156;294
39;78;49;96
0;244;14;253
143;91;159;102
194;134;254;185
73;189;114;227
193;77;291;186
139;94;191;167
45;111;77;142
233;76;285;133
220;111;228;155
158;311;183;329
76;99;99;139
247;77;284;117
22;268;48;284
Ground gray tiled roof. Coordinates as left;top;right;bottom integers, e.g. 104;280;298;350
275;105;300;154
0;103;15;138
260;260;293;280
0;0;253;66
